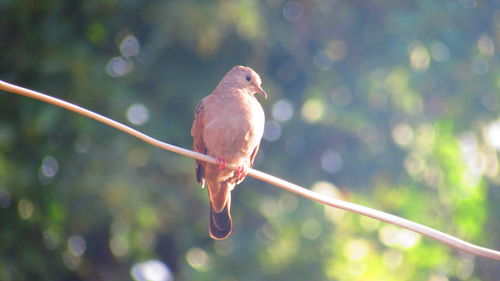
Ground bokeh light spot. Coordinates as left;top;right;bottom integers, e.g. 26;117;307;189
481;92;498;111
131;259;173;281
415;124;436;149
460;132;484;187
311;181;341;198
120;35;141;58
62;251;79;271
18;199;34;220
186;247;212;271
311;181;346;224
110;235;129;257
106;56;133;77
409;42;430;71
68;235;86;257
392;123;414;147
404;153;425;178
263;121;282;142
259;197;280;219
301;98;324;123
278;193;298;214
256;223;277;243
325;40;347;61
385;68;409;93
486;120;500;150
272;99;294;122
344;239;370;261
321;149;343;174
379;225;420;249
430;42;450;62
41;156;59;178
301;219;321;240
477;34;495;57
86;21;107;45
126;103;150;126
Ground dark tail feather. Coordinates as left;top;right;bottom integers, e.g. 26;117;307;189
209;202;232;240
195;161;205;187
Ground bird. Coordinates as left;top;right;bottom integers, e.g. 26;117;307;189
191;66;267;240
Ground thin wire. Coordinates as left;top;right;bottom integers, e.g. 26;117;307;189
1;80;499;261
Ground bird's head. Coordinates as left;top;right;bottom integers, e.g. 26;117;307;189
220;66;267;99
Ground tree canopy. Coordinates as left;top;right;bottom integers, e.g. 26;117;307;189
0;0;499;280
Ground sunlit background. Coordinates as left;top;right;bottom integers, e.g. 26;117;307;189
0;0;499;280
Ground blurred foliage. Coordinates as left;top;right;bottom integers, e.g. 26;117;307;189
0;0;499;280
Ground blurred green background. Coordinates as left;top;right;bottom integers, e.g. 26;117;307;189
1;0;499;280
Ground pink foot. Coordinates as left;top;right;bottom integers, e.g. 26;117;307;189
235;162;249;181
215;157;227;170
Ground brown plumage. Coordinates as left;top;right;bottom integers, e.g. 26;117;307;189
191;66;266;239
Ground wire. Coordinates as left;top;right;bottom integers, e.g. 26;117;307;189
1;79;499;261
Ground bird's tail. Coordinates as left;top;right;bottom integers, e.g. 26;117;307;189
209;196;232;240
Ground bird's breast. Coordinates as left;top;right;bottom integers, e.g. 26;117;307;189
203;96;264;163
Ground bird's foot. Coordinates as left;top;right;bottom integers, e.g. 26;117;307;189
215;157;227;170
235;162;249;181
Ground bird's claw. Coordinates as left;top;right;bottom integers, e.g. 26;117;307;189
235;162;249;181
215;158;227;170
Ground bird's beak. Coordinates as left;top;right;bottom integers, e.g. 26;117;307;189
256;85;267;99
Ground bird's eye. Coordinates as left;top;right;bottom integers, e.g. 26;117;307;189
245;75;251;81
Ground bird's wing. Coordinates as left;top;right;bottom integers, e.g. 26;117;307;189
191;99;207;186
248;144;260;168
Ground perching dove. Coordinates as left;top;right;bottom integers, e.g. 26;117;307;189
191;66;267;240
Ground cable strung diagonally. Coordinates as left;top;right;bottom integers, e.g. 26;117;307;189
1;80;499;261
